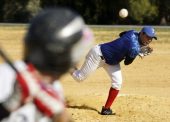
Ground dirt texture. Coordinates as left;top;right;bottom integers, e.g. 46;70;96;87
0;27;170;122
62;43;170;122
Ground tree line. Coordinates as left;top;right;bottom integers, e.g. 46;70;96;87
0;0;169;25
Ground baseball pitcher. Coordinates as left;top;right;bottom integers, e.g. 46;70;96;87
71;26;157;115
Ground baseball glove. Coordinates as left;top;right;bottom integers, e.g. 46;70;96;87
138;45;153;58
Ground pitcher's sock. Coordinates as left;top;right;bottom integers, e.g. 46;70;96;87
104;87;119;109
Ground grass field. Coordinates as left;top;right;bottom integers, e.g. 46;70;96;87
0;25;169;60
0;25;170;122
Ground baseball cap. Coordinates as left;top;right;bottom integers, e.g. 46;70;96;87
141;26;157;40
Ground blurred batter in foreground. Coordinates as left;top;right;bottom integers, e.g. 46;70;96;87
0;7;93;122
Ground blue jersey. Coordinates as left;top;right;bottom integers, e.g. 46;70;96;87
100;30;140;65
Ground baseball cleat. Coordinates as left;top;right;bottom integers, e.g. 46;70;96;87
101;106;116;115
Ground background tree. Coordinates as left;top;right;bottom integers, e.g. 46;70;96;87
0;0;169;25
128;0;158;24
0;0;5;21
3;0;40;22
157;0;170;25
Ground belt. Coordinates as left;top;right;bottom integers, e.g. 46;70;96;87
100;56;104;60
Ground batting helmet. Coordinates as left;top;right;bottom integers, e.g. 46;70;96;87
24;7;93;76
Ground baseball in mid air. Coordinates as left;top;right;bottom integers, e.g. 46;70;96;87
119;8;128;18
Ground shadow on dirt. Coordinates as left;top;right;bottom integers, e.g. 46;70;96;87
67;104;100;113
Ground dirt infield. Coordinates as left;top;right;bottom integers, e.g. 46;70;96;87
63;42;170;121
0;26;170;122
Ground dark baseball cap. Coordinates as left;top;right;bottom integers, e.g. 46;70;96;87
141;26;157;40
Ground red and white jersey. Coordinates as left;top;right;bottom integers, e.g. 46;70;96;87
0;61;65;122
2;103;51;122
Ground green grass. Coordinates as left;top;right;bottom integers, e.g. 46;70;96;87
0;23;28;30
90;26;170;44
0;24;169;44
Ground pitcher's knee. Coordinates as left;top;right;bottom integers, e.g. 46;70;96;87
111;82;122;90
72;70;87;81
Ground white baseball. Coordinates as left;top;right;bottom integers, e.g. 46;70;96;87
119;8;128;18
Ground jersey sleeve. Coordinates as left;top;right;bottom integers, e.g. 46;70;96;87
124;55;135;65
0;63;16;103
0;63;16;120
129;47;139;58
127;32;140;58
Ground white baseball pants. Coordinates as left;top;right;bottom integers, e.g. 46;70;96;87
72;45;122;90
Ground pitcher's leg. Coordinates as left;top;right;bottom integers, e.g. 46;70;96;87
101;64;122;115
107;64;122;90
72;45;102;81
